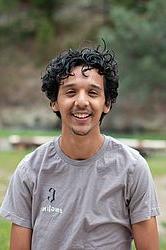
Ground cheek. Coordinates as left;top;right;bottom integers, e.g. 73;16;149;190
95;99;105;109
58;99;72;113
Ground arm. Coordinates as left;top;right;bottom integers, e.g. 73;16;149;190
132;217;159;250
10;223;32;250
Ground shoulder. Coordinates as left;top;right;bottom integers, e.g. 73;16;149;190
104;135;149;174
105;135;140;162
14;137;59;179
23;138;56;164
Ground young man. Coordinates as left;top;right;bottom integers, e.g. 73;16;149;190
0;43;160;250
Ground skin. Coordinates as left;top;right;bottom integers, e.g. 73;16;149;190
10;224;32;250
51;66;110;160
132;217;159;250
10;66;159;249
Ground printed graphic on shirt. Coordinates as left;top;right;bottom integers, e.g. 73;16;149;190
41;205;63;214
41;187;63;215
48;187;56;203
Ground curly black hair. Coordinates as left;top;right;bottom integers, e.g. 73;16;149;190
41;41;119;121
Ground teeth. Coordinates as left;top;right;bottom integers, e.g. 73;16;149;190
73;113;90;119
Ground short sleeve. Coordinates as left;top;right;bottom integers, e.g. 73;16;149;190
0;160;33;228
128;156;160;224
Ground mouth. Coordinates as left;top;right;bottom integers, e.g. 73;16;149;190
72;112;92;120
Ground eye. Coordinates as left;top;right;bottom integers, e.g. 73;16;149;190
65;90;76;96
89;90;98;97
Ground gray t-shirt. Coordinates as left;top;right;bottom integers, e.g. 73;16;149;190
0;135;160;250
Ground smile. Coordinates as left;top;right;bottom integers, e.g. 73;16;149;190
72;113;91;119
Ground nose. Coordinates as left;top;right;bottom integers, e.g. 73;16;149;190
74;91;89;108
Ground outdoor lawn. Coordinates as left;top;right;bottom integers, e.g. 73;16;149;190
0;149;166;249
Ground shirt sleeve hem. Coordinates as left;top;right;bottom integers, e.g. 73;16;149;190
0;208;32;229
131;207;160;224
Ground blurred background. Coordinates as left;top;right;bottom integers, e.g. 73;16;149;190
0;0;166;249
0;0;165;133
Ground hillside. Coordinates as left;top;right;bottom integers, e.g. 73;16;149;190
0;0;165;133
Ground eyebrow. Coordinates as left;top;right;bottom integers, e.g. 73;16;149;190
61;83;103;90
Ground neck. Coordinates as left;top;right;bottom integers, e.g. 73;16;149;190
59;132;104;160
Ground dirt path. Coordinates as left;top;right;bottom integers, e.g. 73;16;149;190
154;176;166;236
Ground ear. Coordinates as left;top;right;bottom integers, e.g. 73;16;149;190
103;103;110;114
50;101;59;112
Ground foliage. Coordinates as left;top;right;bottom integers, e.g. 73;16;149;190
99;0;166;105
111;0;149;12
32;0;56;9
0;0;57;61
0;0;165;131
0;0;18;11
35;15;55;63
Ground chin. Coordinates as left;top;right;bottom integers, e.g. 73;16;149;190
72;129;91;136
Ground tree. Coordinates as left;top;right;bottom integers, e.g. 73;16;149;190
99;0;166;105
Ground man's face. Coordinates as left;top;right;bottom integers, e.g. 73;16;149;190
51;66;110;137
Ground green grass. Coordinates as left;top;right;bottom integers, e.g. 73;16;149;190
0;150;165;249
0;128;165;140
0;150;29;204
0;150;29;250
105;131;166;140
0;219;10;250
0;150;29;171
147;154;166;176
0;129;60;137
160;238;166;250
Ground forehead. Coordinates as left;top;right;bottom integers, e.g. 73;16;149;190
61;66;104;87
